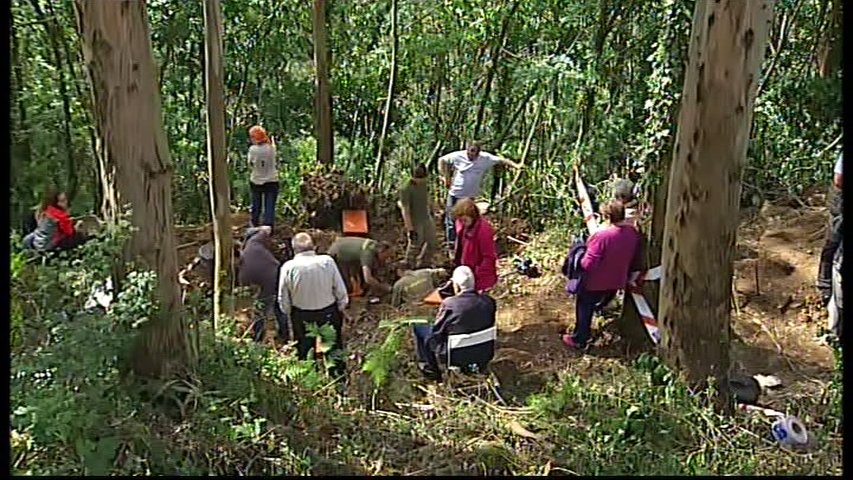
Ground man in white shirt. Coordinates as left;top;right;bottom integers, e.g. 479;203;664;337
439;142;522;243
818;153;843;306
279;232;349;378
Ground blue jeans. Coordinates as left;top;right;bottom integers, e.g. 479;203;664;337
571;289;616;347
413;325;440;372
444;194;460;244
251;294;289;343
250;181;279;229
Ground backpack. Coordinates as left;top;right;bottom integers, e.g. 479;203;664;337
561;236;587;295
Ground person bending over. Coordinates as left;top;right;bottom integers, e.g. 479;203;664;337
439;141;522;244
391;267;448;307
563;200;641;350
239;226;289;343
327;236;394;296
279;232;350;379
399;163;439;269
452;198;498;292
22;190;88;253
412;266;497;381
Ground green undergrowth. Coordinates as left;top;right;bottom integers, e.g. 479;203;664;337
10;228;842;475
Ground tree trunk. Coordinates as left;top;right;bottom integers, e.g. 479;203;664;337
10;8;34;228
312;0;334;165
816;0;841;78
203;0;234;332
75;0;188;376
372;0;398;189
659;0;774;412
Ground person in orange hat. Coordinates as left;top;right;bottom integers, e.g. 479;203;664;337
247;125;279;229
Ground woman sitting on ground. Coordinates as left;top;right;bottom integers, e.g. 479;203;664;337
22;190;88;253
452;198;498;292
563;200;641;350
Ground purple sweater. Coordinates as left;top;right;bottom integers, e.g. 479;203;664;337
580;224;641;292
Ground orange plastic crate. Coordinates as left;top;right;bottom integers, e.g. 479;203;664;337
342;209;369;235
422;289;443;305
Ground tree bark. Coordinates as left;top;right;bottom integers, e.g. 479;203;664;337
10;8;34;228
203;0;234;332
372;0;398;189
816;0;841;78
312;0;334;165
75;0;188;375
659;0;774;412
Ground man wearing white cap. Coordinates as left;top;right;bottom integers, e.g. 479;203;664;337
412;265;497;381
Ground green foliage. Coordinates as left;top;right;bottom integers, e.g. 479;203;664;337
362;318;423;389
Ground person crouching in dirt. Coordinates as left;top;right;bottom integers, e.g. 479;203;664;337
399;163;439;269
818;152;843;307
452;198;498;292
247;125;280;230
391;268;448;307
22;189;88;253
562;200;642;350
412;266;496;381
279;232;349;379
238;226;289;343
327;236;393;297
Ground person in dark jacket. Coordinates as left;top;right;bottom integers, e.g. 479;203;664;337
239;226;289;343
412;266;497;381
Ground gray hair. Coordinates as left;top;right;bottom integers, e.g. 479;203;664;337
292;232;315;253
451;266;475;291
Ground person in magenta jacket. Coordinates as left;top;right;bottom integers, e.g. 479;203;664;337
452;198;498;292
563;200;642;350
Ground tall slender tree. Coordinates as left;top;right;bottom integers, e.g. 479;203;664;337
312;0;334;165
372;0;399;188
203;0;234;331
658;0;775;411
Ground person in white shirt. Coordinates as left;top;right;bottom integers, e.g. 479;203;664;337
818;153;843;306
439;142;522;244
279;232;349;378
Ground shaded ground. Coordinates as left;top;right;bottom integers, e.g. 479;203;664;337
174;195;836;410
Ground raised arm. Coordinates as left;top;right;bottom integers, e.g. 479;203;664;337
439;152;455;188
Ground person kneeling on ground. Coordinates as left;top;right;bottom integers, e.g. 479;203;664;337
563;200;641;350
22;190;88;253
391;267;448;307
239;226;289;343
327;236;394;296
413;266;497;381
453;198;498;292
279;232;350;379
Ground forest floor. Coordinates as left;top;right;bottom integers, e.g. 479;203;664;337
171;192;838;473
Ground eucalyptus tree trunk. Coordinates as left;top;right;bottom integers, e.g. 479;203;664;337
659;0;774;412
75;0;189;377
373;0;398;189
312;0;334;165
203;0;234;331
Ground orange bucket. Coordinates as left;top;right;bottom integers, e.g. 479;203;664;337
342;209;369;236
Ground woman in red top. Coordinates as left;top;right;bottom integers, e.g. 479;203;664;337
23;190;87;252
452;198;498;292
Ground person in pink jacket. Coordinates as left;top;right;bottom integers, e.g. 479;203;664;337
452;198;498;292
563;200;642;350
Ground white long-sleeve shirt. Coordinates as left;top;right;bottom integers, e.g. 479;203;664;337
440;150;501;198
278;251;348;313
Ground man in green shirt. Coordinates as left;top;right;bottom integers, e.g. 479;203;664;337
399;163;438;269
327;236;393;296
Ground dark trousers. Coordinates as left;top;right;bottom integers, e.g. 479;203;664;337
818;188;843;301
333;256;365;295
250;181;280;229
291;303;345;378
413;325;440;373
444;194;460;244
571;289;616;347
251;294;289;343
55;232;89;251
